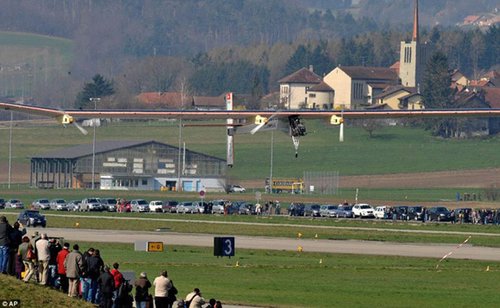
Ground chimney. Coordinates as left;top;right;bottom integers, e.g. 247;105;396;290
309;65;314;72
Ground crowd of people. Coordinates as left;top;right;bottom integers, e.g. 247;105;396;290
0;215;223;308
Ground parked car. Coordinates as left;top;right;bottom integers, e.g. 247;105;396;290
99;198;117;212
80;198;102;211
32;199;50;210
163;200;179;213
176;202;197;214
229;185;246;193
352;204;374;218
211;200;228;214
374;206;388;219
17;210;46;227
288;203;305;216
130;199;150;212
319;205;338;217
237;202;256;215
50;199;67;211
407;206;424;220
194;201;209;214
149;200;165;213
393;205;409;220
0;198;5;209
6;199;24;209
66;200;82;212
304;204;321;217
335;205;353;218
428;206;453;222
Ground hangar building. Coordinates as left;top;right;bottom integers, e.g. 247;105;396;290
30;140;226;191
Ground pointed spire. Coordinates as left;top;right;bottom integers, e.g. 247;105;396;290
412;0;419;42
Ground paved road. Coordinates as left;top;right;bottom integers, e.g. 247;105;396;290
37;227;500;261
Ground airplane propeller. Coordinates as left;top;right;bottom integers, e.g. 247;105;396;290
57;114;88;135
250;114;277;135
73;121;89;135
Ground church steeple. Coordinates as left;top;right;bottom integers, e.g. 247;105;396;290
412;0;419;42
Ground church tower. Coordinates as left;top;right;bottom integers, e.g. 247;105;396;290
399;0;431;89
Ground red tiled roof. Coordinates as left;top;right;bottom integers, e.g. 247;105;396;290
339;66;399;82
483;87;500;108
390;61;400;74
278;67;322;84
136;92;187;108
469;80;491;87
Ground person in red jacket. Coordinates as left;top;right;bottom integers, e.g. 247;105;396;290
56;242;70;293
110;262;124;307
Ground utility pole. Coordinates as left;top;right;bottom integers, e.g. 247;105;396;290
89;97;100;190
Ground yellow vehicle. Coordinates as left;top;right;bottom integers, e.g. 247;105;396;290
265;178;303;194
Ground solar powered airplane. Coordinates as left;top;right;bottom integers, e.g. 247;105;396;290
1;92;500;166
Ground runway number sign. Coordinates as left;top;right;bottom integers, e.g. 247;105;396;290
214;237;235;258
147;241;164;252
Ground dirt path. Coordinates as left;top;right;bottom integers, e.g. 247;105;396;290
241;168;500;189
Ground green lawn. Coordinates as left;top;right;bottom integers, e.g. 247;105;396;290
2;120;500;181
2;242;499;307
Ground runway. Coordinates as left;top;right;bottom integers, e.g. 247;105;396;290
40;227;500;261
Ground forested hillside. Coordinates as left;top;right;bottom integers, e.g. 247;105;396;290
0;0;498;108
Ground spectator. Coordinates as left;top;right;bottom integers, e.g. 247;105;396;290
97;265;115;308
81;247;95;301
87;248;104;303
134;272;152;308
56;242;70;293
35;233;50;285
0;215;13;274
18;236;35;283
153;270;172;308
7;221;26;277
184;288;205;308
110;262;124;308
206;298;216;308
48;238;62;287
64;244;83;297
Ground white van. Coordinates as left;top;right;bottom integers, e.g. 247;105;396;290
374;206;388;219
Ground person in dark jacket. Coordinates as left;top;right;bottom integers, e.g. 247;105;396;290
87;249;104;303
0;216;13;274
134;272;152;308
7;221;26;277
97;265;115;308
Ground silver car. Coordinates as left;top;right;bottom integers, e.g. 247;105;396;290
176;202;197;214
50;199;67;211
130;199;150;212
6;199;24;209
32;199;50;210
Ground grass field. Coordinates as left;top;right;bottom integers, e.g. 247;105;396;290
2;120;500;181
1;241;499;307
0;31;72;98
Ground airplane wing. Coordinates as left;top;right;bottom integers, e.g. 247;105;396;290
2;101;500;122
3;100;500;164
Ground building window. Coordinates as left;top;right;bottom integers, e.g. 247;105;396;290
309;93;316;98
353;82;364;100
142;179;148;185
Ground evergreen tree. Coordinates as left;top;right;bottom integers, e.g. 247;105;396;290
422;52;456;137
75;74;115;109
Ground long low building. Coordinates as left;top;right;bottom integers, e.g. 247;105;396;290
30;140;226;192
